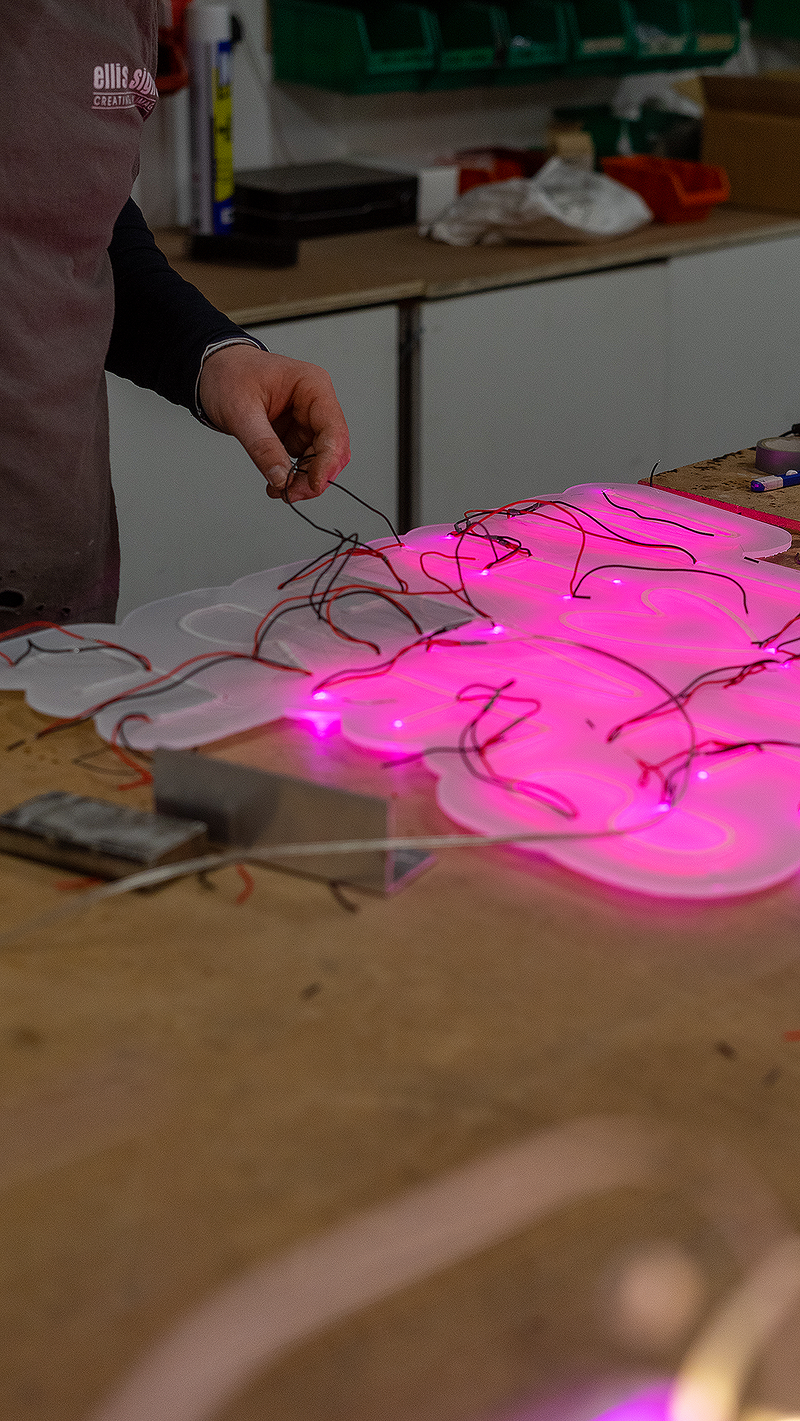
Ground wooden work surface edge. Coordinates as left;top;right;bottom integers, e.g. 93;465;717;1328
156;205;800;326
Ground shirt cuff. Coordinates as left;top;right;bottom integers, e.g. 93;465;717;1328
194;335;269;427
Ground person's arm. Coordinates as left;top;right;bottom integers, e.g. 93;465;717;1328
106;198;255;413
106;200;350;498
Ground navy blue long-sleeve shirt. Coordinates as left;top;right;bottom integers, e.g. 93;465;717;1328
106;198;260;416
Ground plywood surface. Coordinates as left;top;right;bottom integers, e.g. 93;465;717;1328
3;665;800;1417
653;446;800;567
158;207;800;326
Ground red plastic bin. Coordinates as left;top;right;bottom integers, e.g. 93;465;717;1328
456;146;548;195
601;155;730;223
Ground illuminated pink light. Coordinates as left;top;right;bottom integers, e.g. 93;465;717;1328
590;1386;671;1421
9;484;800;900
296;710;339;737
494;1381;672;1421
329;486;800;898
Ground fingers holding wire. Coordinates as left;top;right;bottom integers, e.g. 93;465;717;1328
266;450;312;502
289;434;348;501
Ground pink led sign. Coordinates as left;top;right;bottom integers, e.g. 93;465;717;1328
494;1383;671;1421
3;483;800;899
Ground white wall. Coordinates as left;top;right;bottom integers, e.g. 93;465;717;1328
419;262;668;524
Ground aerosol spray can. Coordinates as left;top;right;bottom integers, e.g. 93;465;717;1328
187;2;234;238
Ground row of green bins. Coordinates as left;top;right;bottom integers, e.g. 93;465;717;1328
751;0;800;40
271;2;439;93
562;0;740;75
270;0;740;94
430;2;570;88
517;0;741;70
271;1;572;92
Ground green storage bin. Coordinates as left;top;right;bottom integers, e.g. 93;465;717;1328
426;2;507;86
505;1;570;66
494;0;570;81
269;0;739;92
630;0;693;64
751;0;800;40
271;0;438;93
563;0;638;73
687;0;741;62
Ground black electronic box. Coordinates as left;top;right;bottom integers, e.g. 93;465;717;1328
233;161;418;241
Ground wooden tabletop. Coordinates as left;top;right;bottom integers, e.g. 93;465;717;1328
652;446;800;571
159;206;800;325
4;459;800;1418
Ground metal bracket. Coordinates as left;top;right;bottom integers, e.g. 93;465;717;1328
153;749;434;894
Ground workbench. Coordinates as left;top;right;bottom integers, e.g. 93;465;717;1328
3;451;800;1421
157;206;800;326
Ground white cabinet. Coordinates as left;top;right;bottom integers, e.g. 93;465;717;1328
665;235;800;470
107;232;800;623
107;304;398;618
419;262;668;527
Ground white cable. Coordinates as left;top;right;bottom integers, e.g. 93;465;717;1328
0;807;674;950
670;1235;800;1421
85;1117;661;1421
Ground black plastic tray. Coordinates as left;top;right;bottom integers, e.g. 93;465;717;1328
234;161;418;240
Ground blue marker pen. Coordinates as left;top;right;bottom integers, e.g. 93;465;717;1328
751;470;800;492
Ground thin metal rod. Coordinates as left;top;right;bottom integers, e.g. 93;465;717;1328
397;299;422;534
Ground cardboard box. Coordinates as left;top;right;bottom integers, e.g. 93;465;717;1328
702;72;800;214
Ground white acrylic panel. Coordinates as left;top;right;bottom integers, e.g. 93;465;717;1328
665;235;800;471
419;262;668;528
108;303;398;618
6;484;800;900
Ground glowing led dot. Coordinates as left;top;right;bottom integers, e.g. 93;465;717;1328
393;719;403;728
656;803;670;813
612;579;622;584
491;625;504;634
480;569;490;576
302;710;338;737
562;595;571;601
312;691;328;701
697;770;708;780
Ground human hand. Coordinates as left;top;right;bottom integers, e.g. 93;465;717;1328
198;343;351;500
